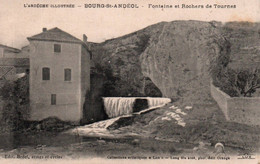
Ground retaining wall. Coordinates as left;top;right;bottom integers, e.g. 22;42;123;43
210;83;260;126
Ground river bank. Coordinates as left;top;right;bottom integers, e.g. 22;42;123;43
0;99;259;159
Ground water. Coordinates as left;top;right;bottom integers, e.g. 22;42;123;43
0;132;88;151
0;97;172;152
67;117;124;138
103;97;171;118
147;97;171;107
0;131;139;152
103;97;136;118
67;102;170;138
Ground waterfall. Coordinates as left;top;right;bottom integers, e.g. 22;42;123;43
103;97;136;118
147;97;171;107
103;97;171;118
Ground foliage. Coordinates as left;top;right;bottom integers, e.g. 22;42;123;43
92;32;162;97
0;74;29;130
94;62;162;97
212;67;260;97
232;69;260;97
135;34;150;52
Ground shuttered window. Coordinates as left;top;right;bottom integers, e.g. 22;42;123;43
42;67;50;80
51;94;56;105
64;68;71;81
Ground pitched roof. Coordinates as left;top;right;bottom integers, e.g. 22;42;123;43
0;44;21;53
27;27;83;44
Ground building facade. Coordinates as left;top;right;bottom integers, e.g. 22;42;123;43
27;27;90;123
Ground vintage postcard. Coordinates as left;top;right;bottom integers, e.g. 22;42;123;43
0;0;259;163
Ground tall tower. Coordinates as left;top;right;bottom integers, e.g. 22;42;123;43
27;27;90;123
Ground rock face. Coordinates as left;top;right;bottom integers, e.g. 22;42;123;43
140;21;230;103
90;20;230;103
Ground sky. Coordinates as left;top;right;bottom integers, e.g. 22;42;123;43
0;0;259;48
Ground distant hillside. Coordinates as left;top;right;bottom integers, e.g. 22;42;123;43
222;22;260;69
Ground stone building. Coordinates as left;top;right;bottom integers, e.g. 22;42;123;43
0;44;29;81
27;27;91;123
0;44;21;58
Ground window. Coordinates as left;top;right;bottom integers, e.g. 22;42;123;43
51;94;56;105
54;44;61;53
42;67;50;80
64;68;71;81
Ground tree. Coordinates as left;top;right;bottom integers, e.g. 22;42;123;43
233;69;260;97
212;67;260;97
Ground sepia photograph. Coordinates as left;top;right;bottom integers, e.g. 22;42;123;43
0;0;259;163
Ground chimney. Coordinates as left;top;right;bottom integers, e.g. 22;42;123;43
42;28;47;32
83;34;88;43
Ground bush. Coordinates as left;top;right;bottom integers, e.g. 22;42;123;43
94;62;162;97
233;68;260;97
212;67;260;97
0;74;29;130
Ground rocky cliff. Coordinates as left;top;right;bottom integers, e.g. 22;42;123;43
140;21;230;103
90;20;231;103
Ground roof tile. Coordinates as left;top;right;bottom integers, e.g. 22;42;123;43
27;27;83;44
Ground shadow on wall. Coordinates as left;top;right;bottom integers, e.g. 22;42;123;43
144;77;162;97
81;73;108;125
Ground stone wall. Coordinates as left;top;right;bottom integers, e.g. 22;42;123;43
211;83;260;126
228;97;260;126
210;82;230;120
